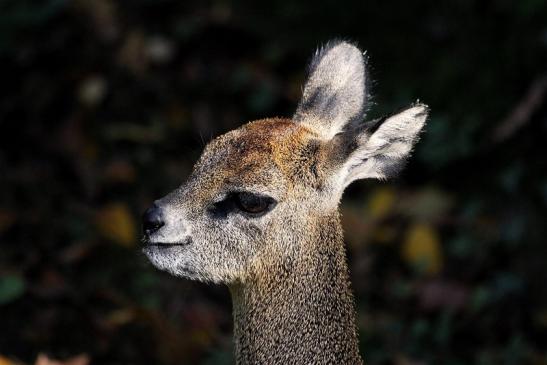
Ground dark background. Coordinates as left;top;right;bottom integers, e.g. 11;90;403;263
1;1;547;364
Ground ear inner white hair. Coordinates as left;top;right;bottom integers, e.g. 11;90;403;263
293;40;369;139
339;103;429;188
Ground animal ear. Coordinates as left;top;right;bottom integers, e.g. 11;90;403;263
294;40;369;139
337;104;429;188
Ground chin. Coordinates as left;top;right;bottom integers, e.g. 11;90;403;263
142;245;198;278
142;246;237;283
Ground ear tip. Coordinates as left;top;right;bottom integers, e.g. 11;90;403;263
332;39;364;56
322;38;357;48
316;39;365;61
409;102;430;121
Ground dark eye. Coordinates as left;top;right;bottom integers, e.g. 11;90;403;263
234;192;276;215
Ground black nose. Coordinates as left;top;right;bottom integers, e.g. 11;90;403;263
142;205;165;236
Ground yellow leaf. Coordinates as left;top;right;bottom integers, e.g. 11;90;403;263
106;308;135;326
0;355;17;365
367;187;396;220
35;353;89;365
402;223;443;275
96;203;136;247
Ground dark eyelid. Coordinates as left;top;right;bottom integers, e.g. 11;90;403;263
208;191;277;218
208;197;234;218
235;192;277;217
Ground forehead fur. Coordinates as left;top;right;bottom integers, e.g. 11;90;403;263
194;118;323;188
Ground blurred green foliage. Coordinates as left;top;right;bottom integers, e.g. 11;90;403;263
0;0;546;364
0;274;25;305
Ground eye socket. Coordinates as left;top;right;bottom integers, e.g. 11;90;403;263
234;192;276;215
208;191;277;218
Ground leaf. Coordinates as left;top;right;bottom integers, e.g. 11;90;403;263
0;274;25;305
105;308;135;327
35;354;89;365
402;223;443;275
78;75;107;107
96;203;137;247
367;187;396;220
0;355;18;365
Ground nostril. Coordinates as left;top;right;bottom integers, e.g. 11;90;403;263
142;205;165;236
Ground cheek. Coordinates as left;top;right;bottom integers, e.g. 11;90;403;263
239;220;262;240
192;217;249;257
194;210;274;256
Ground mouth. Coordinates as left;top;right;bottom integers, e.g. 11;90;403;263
143;237;192;248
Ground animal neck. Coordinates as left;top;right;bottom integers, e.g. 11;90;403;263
229;211;363;365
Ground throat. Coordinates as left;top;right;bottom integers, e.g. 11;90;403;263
229;214;363;365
